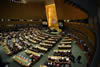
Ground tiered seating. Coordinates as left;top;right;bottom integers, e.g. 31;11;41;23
54;49;71;56
7;37;24;54
18;35;31;48
14;43;23;50
23;34;62;66
40;42;53;48
21;40;31;47
29;45;48;53
22;29;50;44
28;35;62;55
58;45;72;49
43;36;72;67
54;36;72;56
0;32;25;55
0;27;70;67
48;56;70;64
0;38;12;55
2;41;13;55
40;35;61;49
25;50;42;63
68;32;89;56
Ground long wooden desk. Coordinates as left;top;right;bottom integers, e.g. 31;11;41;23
63;37;69;39
58;45;72;48
43;40;56;44
23;41;31;46
33;46;48;51
3;46;12;55
40;43;53;47
38;36;45;40
62;39;72;41
28;39;37;44
48;56;71;64
54;49;71;53
12;55;32;67
19;37;23;41
25;50;42;57
60;42;72;44
48;56;67;60
25;36;29;39
0;40;12;55
15;43;23;50
11;38;16;43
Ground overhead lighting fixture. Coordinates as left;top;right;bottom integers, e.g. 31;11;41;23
67;19;70;22
8;19;11;21
22;0;27;4
1;18;4;22
11;0;27;4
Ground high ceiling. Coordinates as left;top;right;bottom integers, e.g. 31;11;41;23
21;0;44;2
11;0;56;5
11;0;44;3
96;0;100;7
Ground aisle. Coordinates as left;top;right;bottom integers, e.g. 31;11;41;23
71;41;88;67
0;35;65;67
32;36;64;67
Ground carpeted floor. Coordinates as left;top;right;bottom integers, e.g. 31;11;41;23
71;41;88;67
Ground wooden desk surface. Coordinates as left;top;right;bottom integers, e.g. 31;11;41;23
58;45;72;47
15;43;23;49
25;50;41;57
12;55;32;67
48;56;67;60
11;38;16;43
3;46;12;55
40;43;53;46
54;49;71;52
33;46;48;51
60;41;72;44
19;37;23;40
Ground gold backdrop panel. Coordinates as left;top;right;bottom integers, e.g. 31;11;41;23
45;4;61;32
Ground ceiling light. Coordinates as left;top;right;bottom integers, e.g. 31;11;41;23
11;0;27;4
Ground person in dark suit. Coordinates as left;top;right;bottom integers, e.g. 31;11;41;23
70;54;76;63
76;55;82;64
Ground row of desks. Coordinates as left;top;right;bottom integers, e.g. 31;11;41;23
29;36;61;53
44;36;72;67
0;28;64;67
11;29;50;67
33;45;48;51
24;34;62;66
54;36;72;56
12;55;32;67
25;49;43;64
0;40;12;55
25;49;42;57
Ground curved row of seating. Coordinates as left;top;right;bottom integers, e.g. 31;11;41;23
42;36;72;67
25;34;62;65
0;27;63;67
67;32;89;52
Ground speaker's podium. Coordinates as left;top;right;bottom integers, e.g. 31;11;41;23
49;27;62;35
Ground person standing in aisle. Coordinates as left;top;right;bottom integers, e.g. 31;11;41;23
70;54;76;63
76;55;82;64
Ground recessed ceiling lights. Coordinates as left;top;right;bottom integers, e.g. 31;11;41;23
11;0;27;4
